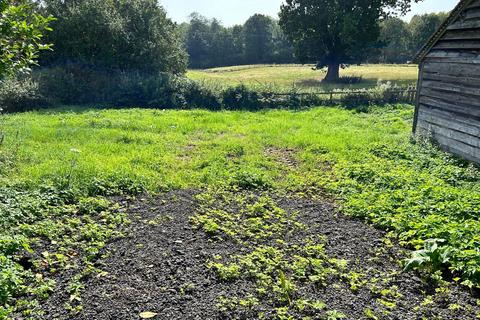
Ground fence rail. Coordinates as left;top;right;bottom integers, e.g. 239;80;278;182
266;87;418;104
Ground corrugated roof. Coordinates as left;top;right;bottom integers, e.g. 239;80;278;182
412;0;474;64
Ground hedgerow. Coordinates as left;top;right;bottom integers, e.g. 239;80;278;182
0;70;414;113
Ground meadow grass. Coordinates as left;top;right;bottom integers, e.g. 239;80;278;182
1;106;410;192
1;105;480;318
187;64;419;91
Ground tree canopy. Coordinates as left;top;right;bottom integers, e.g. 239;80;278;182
0;0;53;77
39;0;187;74
409;12;448;54
244;14;275;64
279;0;424;82
184;13;295;69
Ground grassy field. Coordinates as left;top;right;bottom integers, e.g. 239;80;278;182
187;64;419;91
1;105;480;318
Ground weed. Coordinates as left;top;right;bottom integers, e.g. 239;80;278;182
364;308;379;320
404;239;453;274
275;271;295;305
325;310;347;320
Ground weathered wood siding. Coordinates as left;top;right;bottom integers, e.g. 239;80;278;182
415;0;480;163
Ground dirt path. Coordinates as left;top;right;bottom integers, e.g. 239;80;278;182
41;190;480;320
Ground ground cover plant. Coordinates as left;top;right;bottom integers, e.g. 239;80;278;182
0;105;479;319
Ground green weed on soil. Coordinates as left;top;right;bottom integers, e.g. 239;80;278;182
0;105;479;318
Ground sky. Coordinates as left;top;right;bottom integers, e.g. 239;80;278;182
160;0;459;26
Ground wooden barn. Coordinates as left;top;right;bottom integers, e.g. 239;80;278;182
413;0;480;163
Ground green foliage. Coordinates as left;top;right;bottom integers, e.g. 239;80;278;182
408;12;448;54
192;190;300;243
184;13;294;69
279;0;383;81
0;183;129;318
375;12;447;64
279;0;426;81
404;239;453;273
33;67;221;108
378;18;411;64
229;170;272;190
331;140;480;284
244;14;275;64
326;310;347;320
0;77;48;112
40;0;187;74
0;0;53;77
222;85;262;110
342;81;415;110
2;104;480;317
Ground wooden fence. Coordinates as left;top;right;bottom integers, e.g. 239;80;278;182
268;87;418;105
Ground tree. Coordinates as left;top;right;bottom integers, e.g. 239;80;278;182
229;25;245;65
271;21;296;64
39;0;187;74
244;14;274;64
379;17;410;63
183;13;295;68
185;14;246;68
279;0;423;82
0;0;53;77
186;13;213;68
409;12;448;54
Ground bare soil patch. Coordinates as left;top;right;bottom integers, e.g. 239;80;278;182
40;190;480;319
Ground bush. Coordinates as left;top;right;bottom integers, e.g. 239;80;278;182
33;65;221;109
334;76;363;85
0;77;49;112
3;69;412;113
222;85;262;110
341;81;415;111
221;85;323;110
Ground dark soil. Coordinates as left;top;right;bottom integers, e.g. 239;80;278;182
40;190;480;320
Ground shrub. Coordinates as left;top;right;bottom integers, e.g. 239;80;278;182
334;76;363;85
33;65;221;109
341;81;415;110
5;69;412;113
0;77;49;112
185;81;222;110
341;91;372;111
222;85;262;110
404;239;453;274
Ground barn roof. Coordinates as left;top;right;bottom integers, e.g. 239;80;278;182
412;0;474;64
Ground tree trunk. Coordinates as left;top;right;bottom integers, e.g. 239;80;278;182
323;64;340;83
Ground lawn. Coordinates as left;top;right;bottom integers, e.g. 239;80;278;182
1;105;480;319
187;64;419;91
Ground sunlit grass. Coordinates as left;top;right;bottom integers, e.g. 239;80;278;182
187;64;419;91
2;104;480;318
1;106;411;192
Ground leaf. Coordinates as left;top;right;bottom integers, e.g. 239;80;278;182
139;312;158;319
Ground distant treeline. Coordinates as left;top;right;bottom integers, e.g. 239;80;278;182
180;12;448;69
376;12;449;64
0;0;448;112
178;13;296;69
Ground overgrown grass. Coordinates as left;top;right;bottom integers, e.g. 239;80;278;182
187;64;419;91
0;106;409;193
1;105;479;318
